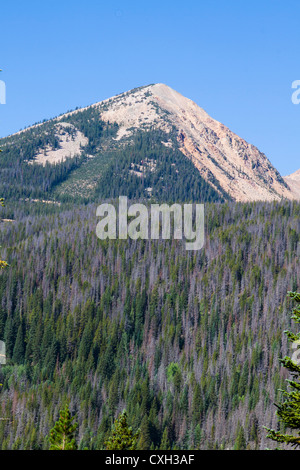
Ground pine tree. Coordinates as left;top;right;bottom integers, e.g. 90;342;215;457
234;423;246;450
137;415;151;450
48;404;78;450
160;426;171;450
264;291;300;448
104;410;139;450
12;322;25;364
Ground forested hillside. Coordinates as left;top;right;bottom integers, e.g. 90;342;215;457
0;107;227;204
0;199;299;449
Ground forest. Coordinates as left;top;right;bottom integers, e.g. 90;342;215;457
0;108;228;204
0;198;299;449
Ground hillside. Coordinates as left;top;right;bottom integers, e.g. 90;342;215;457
0;82;299;449
284;169;300;200
0;84;298;203
0;199;299;449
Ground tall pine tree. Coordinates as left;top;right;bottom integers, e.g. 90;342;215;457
48;404;78;450
104;410;139;450
265;291;300;448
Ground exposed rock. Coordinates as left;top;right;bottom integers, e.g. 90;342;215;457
19;83;299;202
91;83;296;202
283;169;300;200
27;122;88;166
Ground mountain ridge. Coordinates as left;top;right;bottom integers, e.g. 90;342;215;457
283;169;300;200
1;83;299;203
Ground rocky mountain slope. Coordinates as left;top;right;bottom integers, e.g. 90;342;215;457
1;83;299;202
283;169;300;200
87;83;295;202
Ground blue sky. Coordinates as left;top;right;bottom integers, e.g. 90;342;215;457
0;0;299;175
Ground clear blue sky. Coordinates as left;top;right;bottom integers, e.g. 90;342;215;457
1;0;299;175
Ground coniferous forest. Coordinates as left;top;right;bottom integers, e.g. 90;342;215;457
0;198;299;450
2;0;300;454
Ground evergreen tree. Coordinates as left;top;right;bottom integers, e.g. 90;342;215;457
160;426;171;450
12;321;25;364
234;423;246;450
137;415;151;450
104;410;139;450
264;291;300;448
48;404;78;450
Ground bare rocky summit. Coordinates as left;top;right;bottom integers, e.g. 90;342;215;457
95;83;297;202
16;83;299;202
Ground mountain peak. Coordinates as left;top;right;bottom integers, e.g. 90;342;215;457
2;84;299;203
86;84;295;202
283;168;300;200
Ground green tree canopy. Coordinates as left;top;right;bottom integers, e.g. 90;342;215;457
264;291;300;448
104;410;139;450
48;404;78;450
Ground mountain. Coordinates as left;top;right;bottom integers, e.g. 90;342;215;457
283;169;300;200
0;83;298;203
1;85;300;451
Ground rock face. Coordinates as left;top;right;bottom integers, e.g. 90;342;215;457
27;122;88;166
17;83;299;202
75;83;295;202
284;169;300;200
